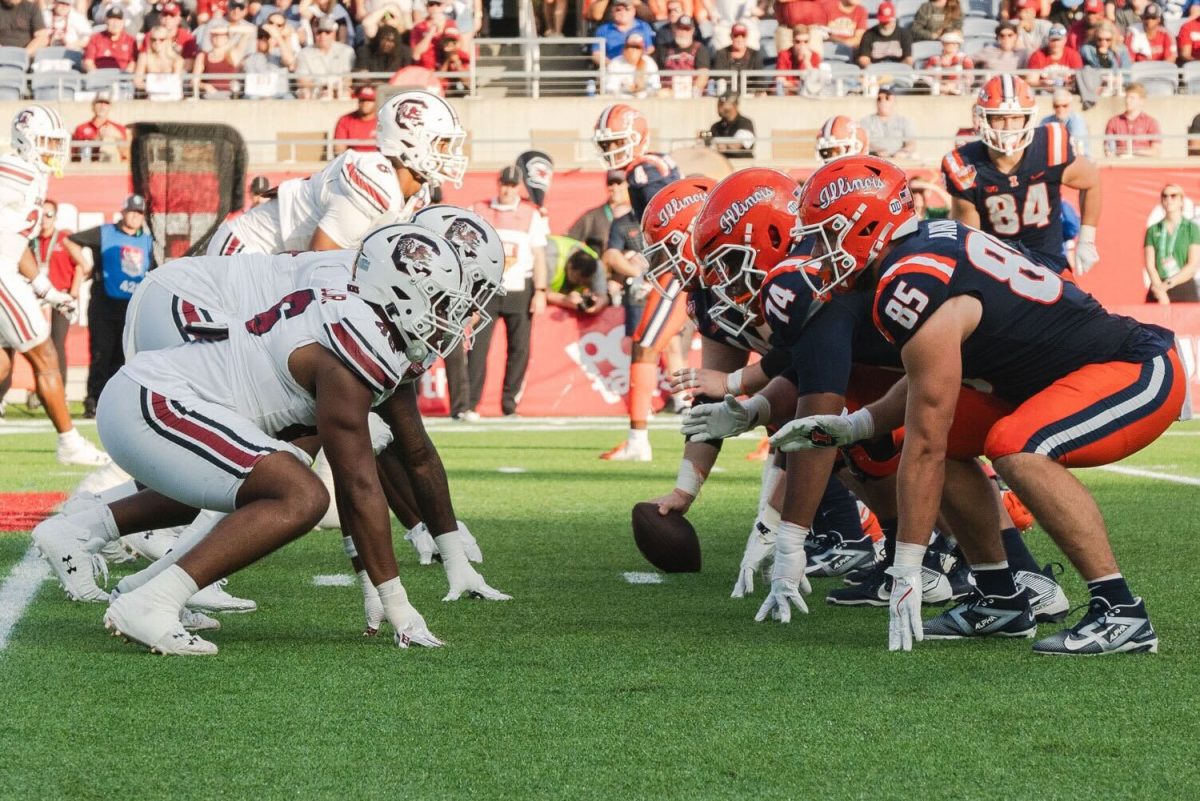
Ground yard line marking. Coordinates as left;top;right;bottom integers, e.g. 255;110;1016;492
312;574;355;587
622;571;664;585
1097;465;1200;487
0;546;50;652
496;466;527;474
1163;431;1200;436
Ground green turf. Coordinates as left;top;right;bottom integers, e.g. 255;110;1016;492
2;421;1199;800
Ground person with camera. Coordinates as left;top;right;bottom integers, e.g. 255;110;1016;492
545;235;609;315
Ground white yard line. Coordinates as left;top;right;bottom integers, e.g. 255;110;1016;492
312;574;355;587
0;546;50;652
1097;465;1200;487
622;571;664;585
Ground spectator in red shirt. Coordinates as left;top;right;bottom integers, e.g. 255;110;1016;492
143;3;198;69
83;7;137;72
1181;15;1200;61
1104;82;1161;156
773;0;826;52
824;0;868;49
71;93;130;162
411;0;457;69
1126;3;1175;62
1066;0;1104;50
332;85;378;154
775;23;822;95
196;0;228;24
31;200;82;384
1026;23;1082;88
438;28;472;96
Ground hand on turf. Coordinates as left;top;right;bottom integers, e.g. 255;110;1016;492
754;523;811;622
681;394;762;442
404;522;438;565
731;518;775;598
885;565;923;652
390;603;445;649
650;488;695;516
358;570;384;635
437;530;511;601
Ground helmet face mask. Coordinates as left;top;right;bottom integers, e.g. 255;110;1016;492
974;75;1037;157
593;104;649;170
12;106;69;177
640;176;714;295
815;116;868;165
644;229;691;292
794;218;864;298
705;244;767;337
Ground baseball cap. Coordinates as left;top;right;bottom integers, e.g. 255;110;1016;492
612;0;634;7
229;0;247;8
316;15;339;32
1018;0;1040;10
499;165;522;185
250;176;270;196
941;30;963;43
877;2;896;22
1083;0;1103;12
673;14;695;28
105;6;124;19
354;85;376;100
442;27;461;39
1142;2;1162;17
1047;23;1067;39
161;1;180;14
123;194;147;213
625;32;645;47
606;169;626;185
731;22;749;36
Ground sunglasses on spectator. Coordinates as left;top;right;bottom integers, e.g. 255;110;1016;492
152;36;168;41
44;211;56;218
316;29;334;34
1053;102;1069;108
998;30;1015;37
1098;36;1112;41
1162;192;1182;199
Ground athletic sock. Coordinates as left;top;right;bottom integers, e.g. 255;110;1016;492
628;362;657;428
137;564;200;613
880;518;897;566
1087;573;1135;607
628;428;649;445
973;561;1018;597
814;476;864;542
1000;527;1041;574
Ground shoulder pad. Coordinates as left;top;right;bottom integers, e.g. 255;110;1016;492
761;258;821;340
339;151;401;216
321;293;407;397
872;253;955;347
1043;122;1072;168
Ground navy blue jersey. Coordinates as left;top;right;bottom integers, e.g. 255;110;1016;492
687;285;770;354
606;210;644;253
625;153;681;223
873;220;1173;404
943;123;1074;272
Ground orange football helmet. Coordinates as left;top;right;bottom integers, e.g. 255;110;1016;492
815;115;869;164
794;155;917;297
593;103;650;170
691;168;802;336
642;176;716;292
973;74;1038;156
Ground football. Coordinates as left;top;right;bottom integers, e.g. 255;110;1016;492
631;502;701;573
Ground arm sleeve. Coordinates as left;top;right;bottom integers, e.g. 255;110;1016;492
758;346;792;378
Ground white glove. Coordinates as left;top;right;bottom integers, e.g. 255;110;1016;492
30;273;77;322
1075;225;1098;276
435;531;511;602
770;408;875;453
404;522;438;565
358;569;384;635
885;564;923;652
377;578;443;648
754;521;812;623
681;394;770;443
458;520;483;563
731;515;776;599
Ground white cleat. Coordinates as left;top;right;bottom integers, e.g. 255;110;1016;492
32;516;111;602
187;579;257;614
599;439;652;462
104;593;218;656
121;528;182;562
1016;567;1071;623
922;566;953;606
180;607;221;632
56;433;112;467
99;540;137;565
70;461;131;497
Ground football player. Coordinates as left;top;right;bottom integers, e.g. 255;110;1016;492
592;104;684;462
779;155;1184;655
34;226;505;654
815;115;869;164
206;90;466;257
0;106;109;466
942;74;1101;276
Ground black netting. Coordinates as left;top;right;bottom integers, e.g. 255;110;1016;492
129;123;247;263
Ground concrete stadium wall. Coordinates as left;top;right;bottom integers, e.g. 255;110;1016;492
1;94;1197;168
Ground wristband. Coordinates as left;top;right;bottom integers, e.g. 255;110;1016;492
30;273;51;298
376;576;408;604
725;368;744;396
846;407;876;442
674;458;704;498
1078;224;1096;244
776;520;811;551
433;531;468;568
894;541;927;568
342;535;358;559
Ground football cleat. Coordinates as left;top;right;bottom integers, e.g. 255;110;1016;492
186;579;257;614
180;608;221;632
56;432;111;467
105;593;218;656
827;562;952;606
923;591;1037;639
805;533;876;578
746;437;771;461
600;439;652;462
945;556;976;601
99;539;137;565
1002;489;1036;532
121;528;182;562
1033;597;1158;656
32;516;110;602
1015;564;1070;623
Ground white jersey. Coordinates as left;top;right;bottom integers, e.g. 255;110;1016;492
0;154;47;271
223;151;426;254
123;285;420;437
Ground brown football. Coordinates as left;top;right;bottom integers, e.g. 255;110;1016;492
631;502;701;573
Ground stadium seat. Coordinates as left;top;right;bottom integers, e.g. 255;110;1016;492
32;47;82;72
31;72;81;101
966;0;999;16
865;61;915;91
823;41;853;62
1131;61;1178;96
962;17;997;38
0;46;29;72
964;35;993;55
894;0;923;24
911;40;942;63
1183;61;1200;94
84;68;131;99
826;60;864;94
0;73;23;100
862;0;885;14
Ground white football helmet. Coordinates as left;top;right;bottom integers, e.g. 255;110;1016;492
376;91;468;188
353;223;472;360
412;205;506;341
12;105;69;177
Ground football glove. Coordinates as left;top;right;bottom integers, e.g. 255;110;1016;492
1075;225;1098;276
754;522;812;623
358;569;384;636
769;408;874;453
731;515;776;598
435;531;511;602
681;394;770;442
404;522;438;565
885;564;923;652
458;520;484;563
377;578;443;648
30;274;77;322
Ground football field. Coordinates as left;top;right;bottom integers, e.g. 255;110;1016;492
2;415;1199;800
